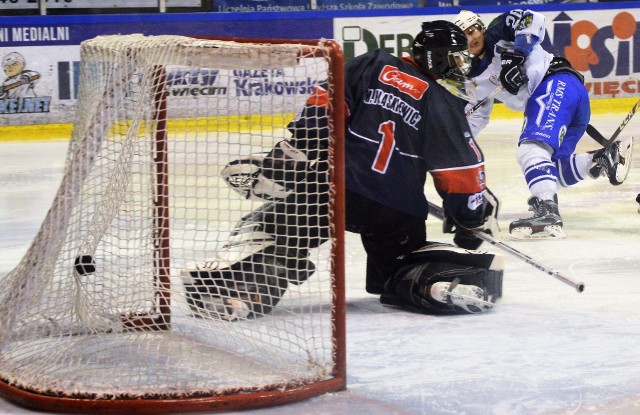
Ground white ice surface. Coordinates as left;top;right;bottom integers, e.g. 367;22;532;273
1;114;640;415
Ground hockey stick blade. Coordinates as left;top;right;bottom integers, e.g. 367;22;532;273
427;202;585;293
586;97;640;147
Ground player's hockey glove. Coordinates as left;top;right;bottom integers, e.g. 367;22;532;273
445;189;500;250
500;51;528;95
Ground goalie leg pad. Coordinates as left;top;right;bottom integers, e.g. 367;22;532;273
183;246;292;321
182;244;316;320
387;242;504;314
181;208;316;320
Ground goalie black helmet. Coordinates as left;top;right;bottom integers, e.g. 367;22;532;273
412;20;471;82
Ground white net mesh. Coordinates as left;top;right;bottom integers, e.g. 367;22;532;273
0;35;343;405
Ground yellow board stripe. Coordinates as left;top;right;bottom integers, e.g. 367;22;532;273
490;97;639;119
0;97;637;142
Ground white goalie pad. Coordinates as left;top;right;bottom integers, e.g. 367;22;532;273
390;242;504;314
430;281;496;314
251;174;294;202
180;223;276;282
180;225;279;322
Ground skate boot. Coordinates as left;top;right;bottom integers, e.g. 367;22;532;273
429;281;494;314
589;136;634;185
509;196;565;239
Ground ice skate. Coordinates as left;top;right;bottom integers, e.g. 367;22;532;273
429;281;494;313
589;136;634;185
509;196;565;239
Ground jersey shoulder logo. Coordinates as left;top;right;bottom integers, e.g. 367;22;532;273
517;14;534;30
378;65;428;100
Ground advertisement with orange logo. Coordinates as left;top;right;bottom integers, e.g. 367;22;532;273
335;8;640;99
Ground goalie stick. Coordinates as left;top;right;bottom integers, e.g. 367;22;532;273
427;201;585;293
586;97;640;147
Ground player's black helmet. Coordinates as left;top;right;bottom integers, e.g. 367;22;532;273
412;20;471;82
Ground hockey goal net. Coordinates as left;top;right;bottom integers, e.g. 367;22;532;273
0;34;345;413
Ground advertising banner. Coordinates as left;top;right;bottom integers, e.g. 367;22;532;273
335;8;640;99
1;6;638;127
212;0;310;12
315;0;416;11
0;0;201;11
0;14;333;125
0;43;326;125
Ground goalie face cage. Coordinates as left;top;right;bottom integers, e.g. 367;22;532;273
0;35;345;414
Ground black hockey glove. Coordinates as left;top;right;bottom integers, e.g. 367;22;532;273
500;51;528;95
445;189;500;250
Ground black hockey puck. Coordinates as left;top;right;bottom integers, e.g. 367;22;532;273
636;193;640;204
74;255;96;275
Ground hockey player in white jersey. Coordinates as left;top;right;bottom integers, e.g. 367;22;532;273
453;9;633;239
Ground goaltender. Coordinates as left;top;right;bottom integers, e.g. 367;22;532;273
182;21;503;319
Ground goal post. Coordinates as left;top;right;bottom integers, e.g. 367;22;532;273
0;34;346;413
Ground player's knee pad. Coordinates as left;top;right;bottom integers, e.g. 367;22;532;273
387;242;503;314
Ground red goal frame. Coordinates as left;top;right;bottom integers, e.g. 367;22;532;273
0;36;346;414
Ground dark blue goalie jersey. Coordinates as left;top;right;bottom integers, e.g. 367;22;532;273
288;49;488;227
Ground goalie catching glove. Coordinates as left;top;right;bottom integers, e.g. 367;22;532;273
221;140;316;202
444;189;500;250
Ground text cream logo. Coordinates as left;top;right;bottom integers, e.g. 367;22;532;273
378;65;428;100
341;26;414;61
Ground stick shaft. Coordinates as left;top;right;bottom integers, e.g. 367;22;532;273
586;97;640;146
427;202;585;293
466;85;503;117
457;83;584;292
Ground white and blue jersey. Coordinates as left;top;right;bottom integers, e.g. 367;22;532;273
521;73;591;162
465;9;591;188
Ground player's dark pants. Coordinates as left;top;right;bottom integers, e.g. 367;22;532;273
259;188;426;295
345;191;427;294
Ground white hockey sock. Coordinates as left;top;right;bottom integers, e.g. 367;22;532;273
517;141;558;199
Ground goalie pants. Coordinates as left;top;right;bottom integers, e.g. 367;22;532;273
262;190;427;296
345;191;427;295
